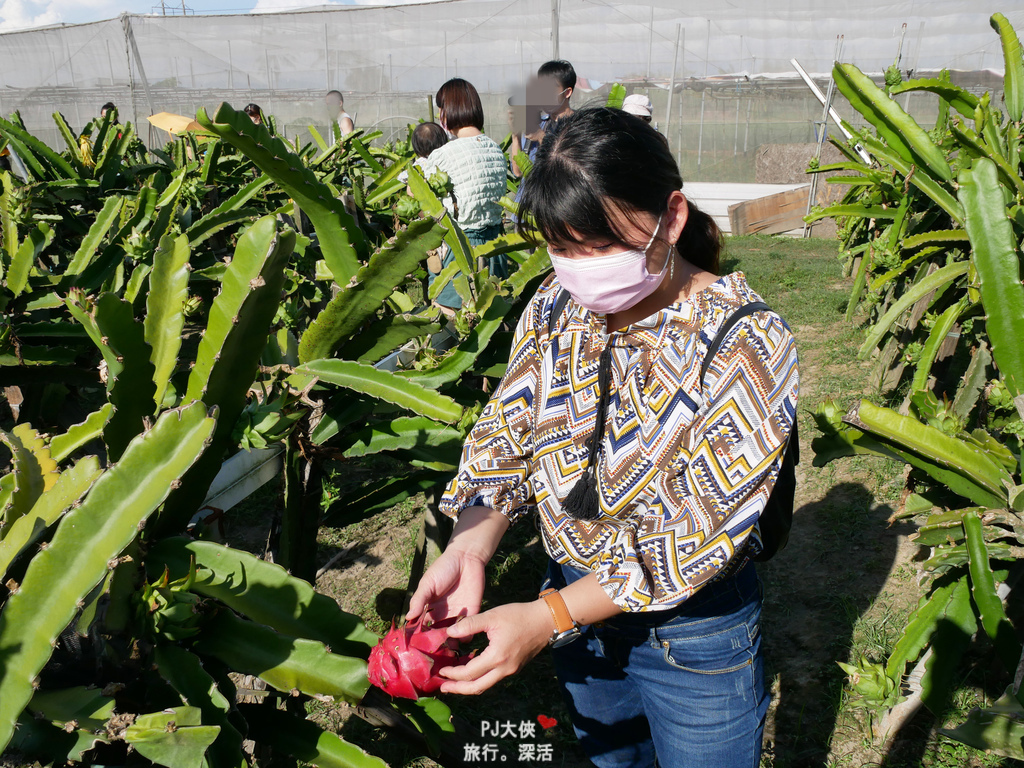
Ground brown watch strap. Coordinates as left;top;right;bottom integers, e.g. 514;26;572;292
539;588;575;634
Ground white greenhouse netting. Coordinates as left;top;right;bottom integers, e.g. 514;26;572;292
0;0;1020;181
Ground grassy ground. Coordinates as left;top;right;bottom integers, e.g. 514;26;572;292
227;234;1016;768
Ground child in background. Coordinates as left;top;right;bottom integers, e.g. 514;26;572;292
401;122;455;314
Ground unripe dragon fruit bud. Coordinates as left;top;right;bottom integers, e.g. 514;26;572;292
368;618;469;699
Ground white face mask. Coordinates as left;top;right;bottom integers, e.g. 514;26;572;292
548;216;671;315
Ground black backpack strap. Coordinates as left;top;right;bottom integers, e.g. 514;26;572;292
547;288;573;338
699;301;771;387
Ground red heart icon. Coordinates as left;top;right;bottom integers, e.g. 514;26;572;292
537;714;558;729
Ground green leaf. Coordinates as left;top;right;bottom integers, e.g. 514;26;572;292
322;470;449;528
148;538;377;657
901;229;970;251
406;167;474;278
125;706;220;768
298;217;444;363
855;131;964;224
952;343;991;421
941;685;1024;759
9;712;108;763
0;455;103;583
50;404;113;462
919;576;977;714
0;114;75;181
156;216;292;537
992;13;1024;122
7;223;53;297
185;175;270;246
0;402;217;752
1;171;18;265
886;577;963;682
857;261;969;360
888;79;981;118
299;359;465;424
336;313;441;365
192;609;369;703
238;704;388;768
154;646;246;768
833;63;952;182
964;510;1023;688
846;400;1011;504
911;299;967;393
146;234;191;412
0;423;58;533
93;293;159;462
28;686;115;731
339;415;463;459
196;103;366;285
606;83;627;109
959;159;1024;398
401;294;512;390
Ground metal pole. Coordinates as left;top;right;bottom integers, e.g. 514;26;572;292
646;3;654;82
389;53;393;92
744;92;752;153
734;82;740;155
106;40;116;86
803;36;844;238
65;37;76;87
903;21;925;113
665;23;681;157
324;24;329;91
122;15;155;124
697;19;710;178
265;49;272;90
790;58;868;159
551;0;559;60
444;32;448;81
227;39;234;90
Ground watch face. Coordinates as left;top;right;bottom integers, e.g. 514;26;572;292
550;629;581;648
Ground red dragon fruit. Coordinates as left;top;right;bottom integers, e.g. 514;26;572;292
368;618;470;699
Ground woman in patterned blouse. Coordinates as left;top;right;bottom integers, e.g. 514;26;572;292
408;107;799;768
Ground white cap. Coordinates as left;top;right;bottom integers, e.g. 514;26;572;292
622;94;653;119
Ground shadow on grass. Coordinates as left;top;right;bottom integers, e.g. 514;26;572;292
759;480;905;768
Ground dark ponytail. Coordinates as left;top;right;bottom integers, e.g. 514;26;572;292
678;199;722;275
516;106;721;275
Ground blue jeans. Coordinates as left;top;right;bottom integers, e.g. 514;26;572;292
542;560;768;768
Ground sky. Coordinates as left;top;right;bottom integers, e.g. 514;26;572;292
0;0;434;32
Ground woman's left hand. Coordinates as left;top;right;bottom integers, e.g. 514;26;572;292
437;600;554;695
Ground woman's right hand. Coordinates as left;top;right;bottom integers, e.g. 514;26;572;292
407;547;487;624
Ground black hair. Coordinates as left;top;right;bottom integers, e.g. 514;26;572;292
515;107;721;274
325;89;344;102
412;122;448;158
435;78;485;133
537;60;577;92
100;102;116;114
243;103;263;117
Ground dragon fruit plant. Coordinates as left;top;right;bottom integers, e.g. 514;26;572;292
368;618;470;699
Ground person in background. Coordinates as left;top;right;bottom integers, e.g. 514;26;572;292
622;93;654;124
325;90;355;138
407;107;799;768
420;78;508;309
100;102;117;120
411;121;448;171
509;59;576;178
243;103;264;126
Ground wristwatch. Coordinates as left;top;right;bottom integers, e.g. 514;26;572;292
539;588;582;647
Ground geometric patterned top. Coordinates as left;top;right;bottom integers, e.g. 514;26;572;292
438;271;800;612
